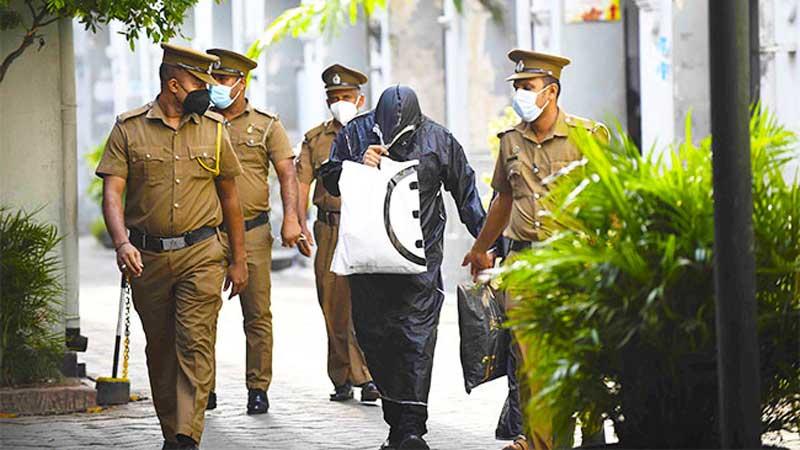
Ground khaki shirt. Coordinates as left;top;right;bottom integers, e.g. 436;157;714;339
96;99;242;237
491;109;609;242
296;119;342;212
224;102;294;221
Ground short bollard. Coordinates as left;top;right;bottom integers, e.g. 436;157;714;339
96;275;132;406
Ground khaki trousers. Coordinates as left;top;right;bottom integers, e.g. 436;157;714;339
503;250;556;450
130;234;226;444
313;219;371;387
219;223;274;391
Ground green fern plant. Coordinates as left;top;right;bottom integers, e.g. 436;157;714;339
500;107;799;447
0;207;64;386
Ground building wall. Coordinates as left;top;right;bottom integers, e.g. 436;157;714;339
671;0;711;141
0;12;79;332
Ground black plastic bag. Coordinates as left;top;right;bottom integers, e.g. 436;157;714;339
457;283;509;393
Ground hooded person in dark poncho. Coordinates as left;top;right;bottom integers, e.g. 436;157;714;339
320;85;494;450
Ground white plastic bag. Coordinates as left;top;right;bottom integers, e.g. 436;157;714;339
331;158;427;275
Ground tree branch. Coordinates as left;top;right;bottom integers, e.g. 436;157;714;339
0;31;37;83
0;2;55;84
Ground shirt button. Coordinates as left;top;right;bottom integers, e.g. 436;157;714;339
248;139;254;145
534;221;541;228
203;152;208;157
175;179;181;184
536;144;542;149
534;193;541;199
173;203;180;208
145;153;151;158
533;166;540;174
175;155;180;160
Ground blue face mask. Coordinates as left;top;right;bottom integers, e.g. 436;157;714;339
512;86;550;123
209;78;241;110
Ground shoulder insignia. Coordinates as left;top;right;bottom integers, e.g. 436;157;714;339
564;114;597;131
116;103;150;123
203;110;225;123
253;106;278;119
304;122;327;142
496;124;520;139
592;122;610;136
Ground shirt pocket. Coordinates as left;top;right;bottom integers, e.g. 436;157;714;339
129;146;168;186
187;145;218;179
506;157;533;200
236;136;266;170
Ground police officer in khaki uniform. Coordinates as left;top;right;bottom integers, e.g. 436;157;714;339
462;49;609;450
97;43;248;450
295;64;379;403
204;48;302;414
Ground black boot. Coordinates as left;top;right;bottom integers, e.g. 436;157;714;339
247;389;269;415
175;434;198;450
329;382;354;401
206;391;217;410
397;435;429;450
360;381;380;402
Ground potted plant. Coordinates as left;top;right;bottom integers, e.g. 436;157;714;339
0;208;65;386
501;108;799;448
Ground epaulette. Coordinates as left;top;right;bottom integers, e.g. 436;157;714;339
496;125;519;139
304;121;328;142
564;114;598;131
116;103;151;123
252;106;278;120
203;110;225;123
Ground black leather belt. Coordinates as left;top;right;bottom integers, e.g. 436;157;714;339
317;210;340;226
509;239;532;252
245;211;270;232
129;226;218;253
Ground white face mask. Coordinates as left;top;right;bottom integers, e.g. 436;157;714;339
330;100;359;126
512;87;550;123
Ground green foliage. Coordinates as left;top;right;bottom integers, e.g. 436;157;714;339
0;207;64;386
249;0;504;64
247;0;386;65
500;107;800;446
14;0;201;48
84;140;105;207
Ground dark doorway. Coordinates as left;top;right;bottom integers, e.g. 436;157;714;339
623;0;642;150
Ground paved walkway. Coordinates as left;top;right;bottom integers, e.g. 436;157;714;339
0;238;511;449
2;238;798;450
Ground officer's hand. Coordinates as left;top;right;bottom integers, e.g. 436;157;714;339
363;145;388;168
297;225;314;258
281;217;302;248
116;242;143;278
461;249;494;280
225;260;248;299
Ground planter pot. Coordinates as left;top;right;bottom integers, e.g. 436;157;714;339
616;347;719;449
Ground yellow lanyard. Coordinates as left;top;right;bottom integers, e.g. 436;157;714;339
197;122;222;176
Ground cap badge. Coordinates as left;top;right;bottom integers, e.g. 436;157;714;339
332;73;341;85
515;60;525;73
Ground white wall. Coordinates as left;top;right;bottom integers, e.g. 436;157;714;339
1;12;79;333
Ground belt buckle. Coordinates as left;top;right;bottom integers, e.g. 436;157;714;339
161;236;186;251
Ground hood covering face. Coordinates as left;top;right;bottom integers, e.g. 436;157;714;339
372;85;423;149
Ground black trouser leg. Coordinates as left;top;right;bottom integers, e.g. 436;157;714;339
398;403;428;438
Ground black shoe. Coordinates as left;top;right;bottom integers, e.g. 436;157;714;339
175;434;198;450
247;389;269;415
329;383;354;401
397;435;429;450
360;381;380;402
206;391;217;410
379;439;397;450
